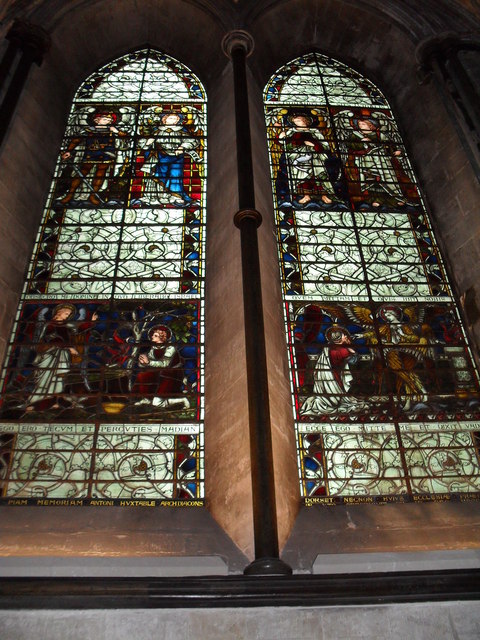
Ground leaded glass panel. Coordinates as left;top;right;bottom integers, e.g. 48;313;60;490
0;48;206;506
265;52;480;505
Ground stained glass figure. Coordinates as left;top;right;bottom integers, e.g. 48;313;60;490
0;49;206;505
265;53;480;504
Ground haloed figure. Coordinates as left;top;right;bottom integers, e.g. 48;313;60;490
60;112;127;206
346;114;416;208
276;112;339;208
140;112;198;206
372;305;429;410
133;325;188;409
26;304;78;412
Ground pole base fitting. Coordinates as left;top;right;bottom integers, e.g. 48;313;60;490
243;557;293;576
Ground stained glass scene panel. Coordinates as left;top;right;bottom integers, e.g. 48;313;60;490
265;52;480;504
0;49;206;506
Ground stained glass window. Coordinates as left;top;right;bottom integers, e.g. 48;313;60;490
265;52;480;504
0;48;206;506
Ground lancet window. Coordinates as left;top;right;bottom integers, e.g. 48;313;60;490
0;48;206;505
265;52;480;503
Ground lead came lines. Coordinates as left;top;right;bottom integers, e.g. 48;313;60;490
265;52;480;503
0;49;207;505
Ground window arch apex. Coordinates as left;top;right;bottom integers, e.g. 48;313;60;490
0;47;207;507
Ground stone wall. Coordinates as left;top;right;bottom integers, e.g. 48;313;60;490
1;601;479;639
1;0;480;570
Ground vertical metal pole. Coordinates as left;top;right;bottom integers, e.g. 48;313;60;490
0;21;50;149
222;30;292;576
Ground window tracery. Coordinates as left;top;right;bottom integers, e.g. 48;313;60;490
265;52;480;503
0;48;206;505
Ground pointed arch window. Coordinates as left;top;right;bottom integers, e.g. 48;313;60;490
265;52;480;504
0;48;206;505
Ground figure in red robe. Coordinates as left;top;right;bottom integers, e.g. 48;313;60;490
133;325;188;409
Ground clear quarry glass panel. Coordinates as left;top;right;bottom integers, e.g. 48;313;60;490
0;49;206;506
265;52;480;504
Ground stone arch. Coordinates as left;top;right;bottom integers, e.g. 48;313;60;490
0;9;252;565
264;48;480;502
0;0;480;569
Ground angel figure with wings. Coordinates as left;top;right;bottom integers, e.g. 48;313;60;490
0;304;101;417
136;106;204;206
348;303;434;411
334;109;418;209
57;107;133;206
